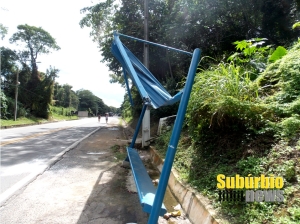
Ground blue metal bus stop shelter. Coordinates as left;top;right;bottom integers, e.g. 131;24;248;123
111;31;201;224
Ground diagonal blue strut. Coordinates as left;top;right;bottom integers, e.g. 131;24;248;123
113;33;151;105
130;104;148;148
111;31;202;223
148;48;201;224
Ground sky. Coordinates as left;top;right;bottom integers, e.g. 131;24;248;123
0;0;125;108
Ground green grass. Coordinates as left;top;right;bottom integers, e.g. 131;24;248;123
123;116;132;124
153;41;300;223
110;144;127;161
154;130;300;223
1;105;78;128
0;117;47;127
1;114;78;128
50;113;78;121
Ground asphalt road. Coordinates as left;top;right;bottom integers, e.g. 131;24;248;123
0;116;154;224
0;117;192;224
0;117;119;206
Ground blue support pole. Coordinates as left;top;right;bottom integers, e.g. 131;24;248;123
130;104;148;148
148;48;201;224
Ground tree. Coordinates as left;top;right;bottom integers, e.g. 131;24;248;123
53;83;79;108
8;25;60;118
80;0;300;74
76;89;98;114
21;66;59;118
9;24;60;80
80;0;300;119
96;97;107;115
0;91;8;119
0;47;18;85
76;89;112;116
0;23;8;40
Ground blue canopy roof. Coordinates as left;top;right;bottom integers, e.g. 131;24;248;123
111;34;183;109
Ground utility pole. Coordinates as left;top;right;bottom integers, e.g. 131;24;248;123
14;68;19;121
142;0;150;147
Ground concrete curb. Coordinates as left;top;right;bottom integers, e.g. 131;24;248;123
149;146;221;224
0;126;101;207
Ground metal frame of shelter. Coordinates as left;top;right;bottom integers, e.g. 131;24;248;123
111;31;201;224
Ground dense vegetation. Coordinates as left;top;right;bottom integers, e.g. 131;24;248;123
1;0;298;222
155;39;300;223
79;0;300;223
80;0;300;120
0;24;118;121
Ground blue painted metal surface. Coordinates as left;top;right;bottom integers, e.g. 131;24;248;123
130;104;147;148
111;32;184;109
127;147;167;216
148;48;201;224
111;32;201;223
112;33;150;103
124;104;148;163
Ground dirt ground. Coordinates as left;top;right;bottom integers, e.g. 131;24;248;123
0;120;191;224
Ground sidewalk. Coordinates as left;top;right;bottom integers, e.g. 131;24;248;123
0;121;191;224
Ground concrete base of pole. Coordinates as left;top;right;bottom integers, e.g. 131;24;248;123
142;108;151;147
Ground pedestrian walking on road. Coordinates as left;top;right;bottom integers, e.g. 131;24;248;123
98;113;101;122
105;113;108;123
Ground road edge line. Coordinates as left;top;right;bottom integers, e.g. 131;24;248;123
0;126;101;207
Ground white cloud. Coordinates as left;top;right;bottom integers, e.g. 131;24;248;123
0;0;125;108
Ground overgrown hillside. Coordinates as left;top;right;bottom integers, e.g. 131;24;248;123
155;40;300;223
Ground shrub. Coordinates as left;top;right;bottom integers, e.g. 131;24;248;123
0;91;8;119
257;41;300;103
186;62;261;142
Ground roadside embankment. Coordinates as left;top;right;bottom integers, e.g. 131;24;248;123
149;146;226;224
